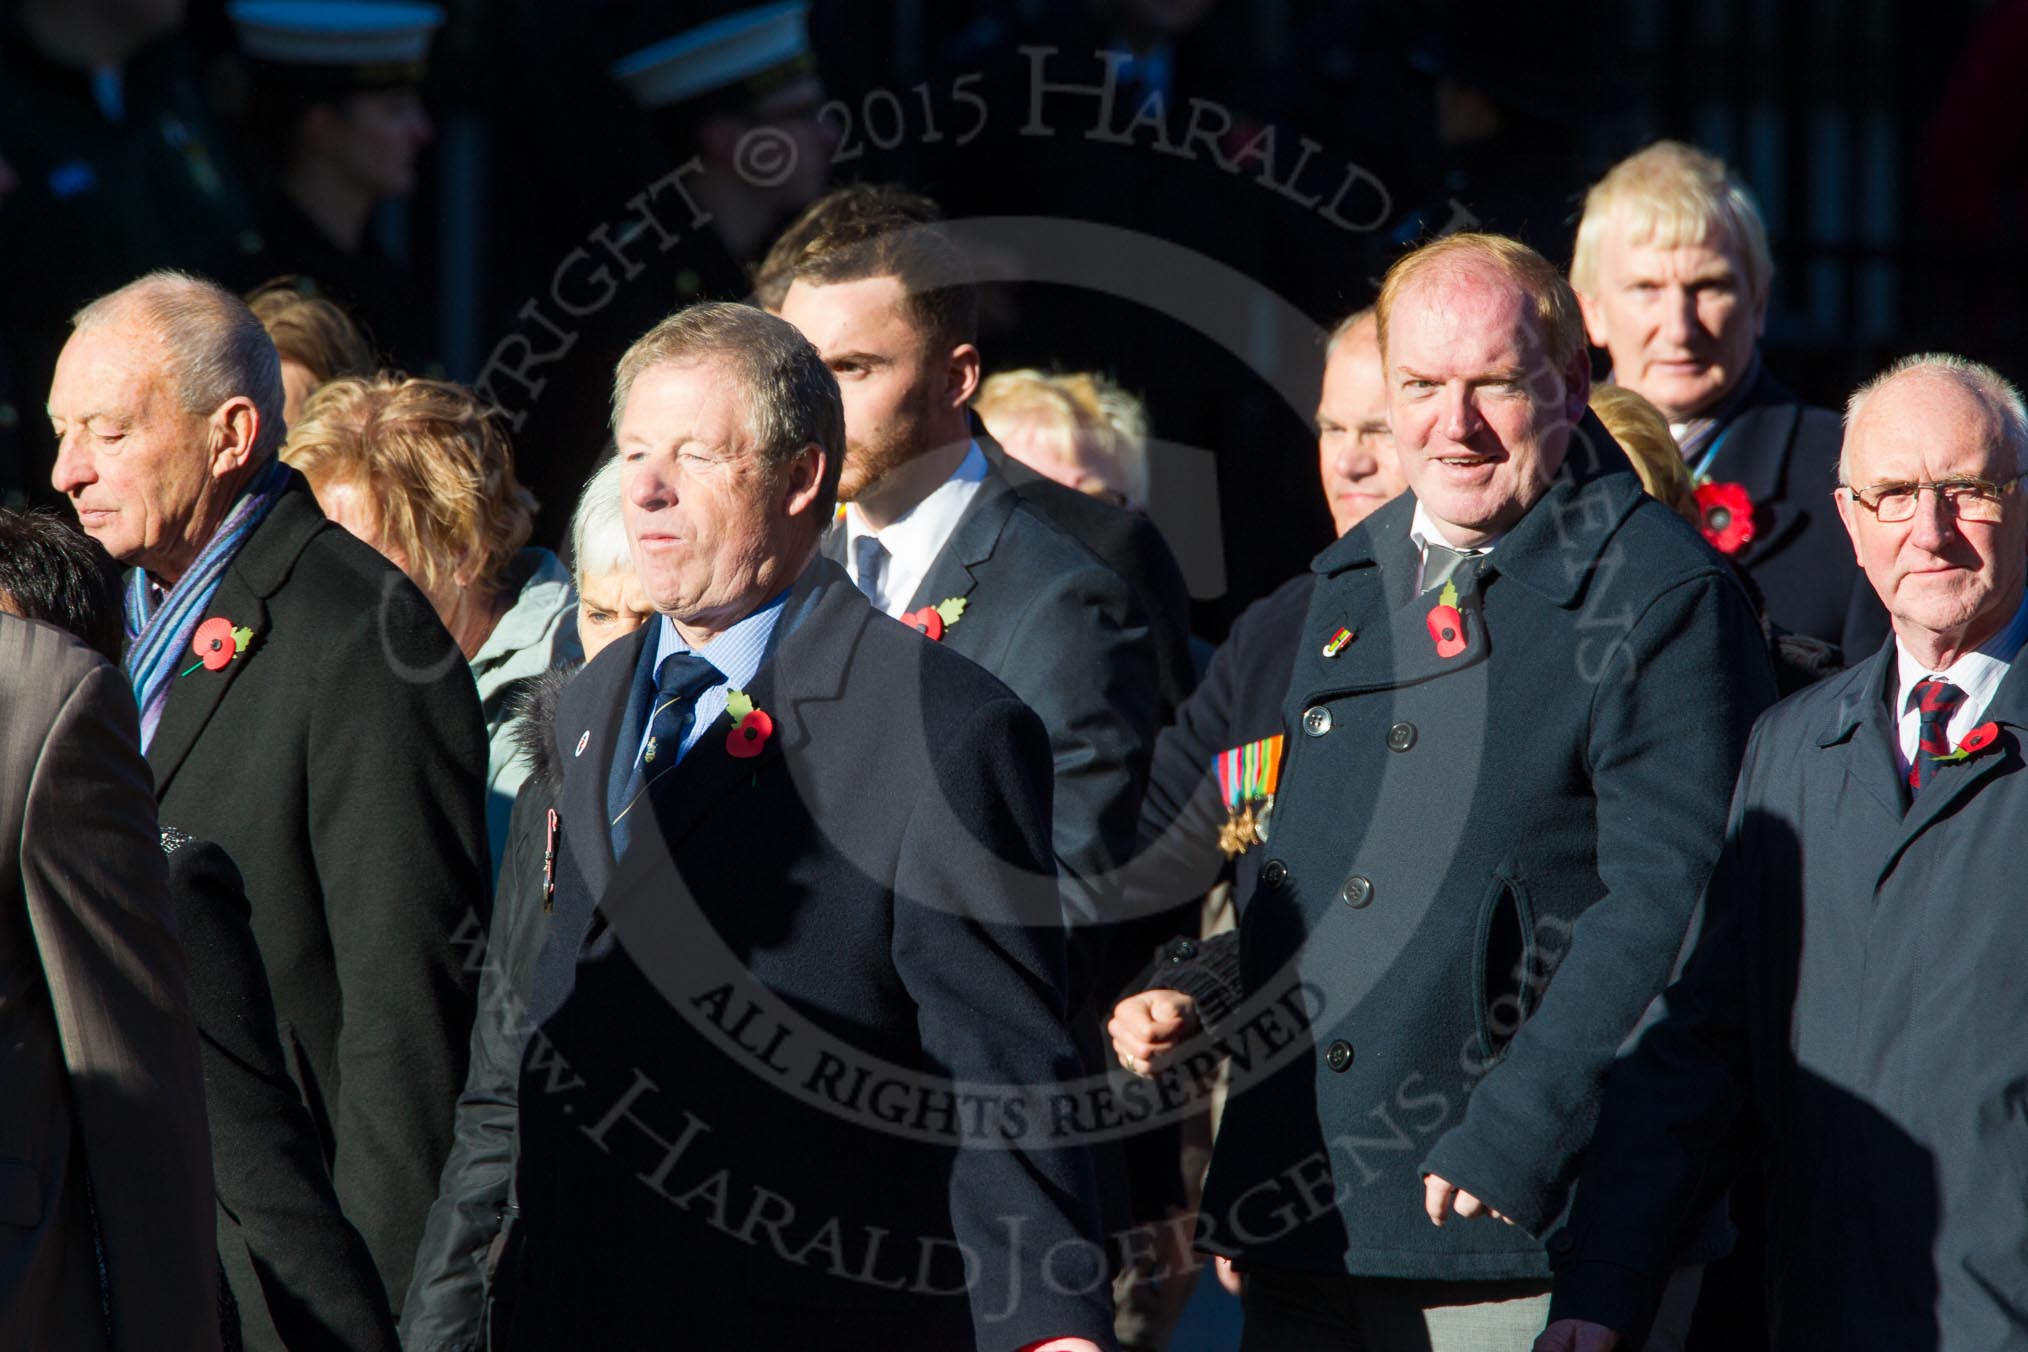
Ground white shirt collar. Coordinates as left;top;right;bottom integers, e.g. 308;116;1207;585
843;441;988;618
1892;588;2028;768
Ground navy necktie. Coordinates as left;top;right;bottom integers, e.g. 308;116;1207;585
609;651;721;857
851;534;888;610
1909;677;1968;797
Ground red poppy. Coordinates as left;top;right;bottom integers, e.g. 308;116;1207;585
902;606;945;642
1958;722;2000;756
1426;603;1466;659
192;616;238;671
726;708;774;759
1695;480;1757;555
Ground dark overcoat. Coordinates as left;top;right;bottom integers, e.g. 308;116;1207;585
1195;429;1778;1282
1701;364;1887;659
501;559;1113;1351
147;473;490;1313
1550;639;2028;1350
161;832;397;1352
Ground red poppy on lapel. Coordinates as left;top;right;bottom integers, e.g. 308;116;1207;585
184;616;253;675
727;710;774;759
902;596;967;642
723;688;773;759
1425;580;1466;659
1694;480;1756;555
1932;720;2002;767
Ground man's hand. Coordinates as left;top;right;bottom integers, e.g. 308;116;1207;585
1108;989;1199;1076
1422;1172;1513;1227
1533;1319;1622;1351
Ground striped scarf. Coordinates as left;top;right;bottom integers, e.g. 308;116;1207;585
123;457;294;749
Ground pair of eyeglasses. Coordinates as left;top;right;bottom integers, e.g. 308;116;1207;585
1839;472;2028;523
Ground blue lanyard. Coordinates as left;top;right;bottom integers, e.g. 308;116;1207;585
1688;425;1735;482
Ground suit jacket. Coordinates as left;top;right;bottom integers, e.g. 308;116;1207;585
975;418;1198;724
1550;639;2028;1350
886;461;1159;933
162;832;398;1352
1702;364;1887;659
147;473;490;1315
0;616;217;1351
503;558;1113;1351
1196;420;1779;1281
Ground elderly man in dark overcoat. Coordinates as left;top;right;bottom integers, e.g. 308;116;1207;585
498;303;1114;1351
47;269;489;1315
1186;232;1777;1348
1571;139;1885;658
1540;355;2028;1351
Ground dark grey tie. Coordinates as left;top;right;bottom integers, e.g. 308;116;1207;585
851;534;888;609
1423;542;1485;595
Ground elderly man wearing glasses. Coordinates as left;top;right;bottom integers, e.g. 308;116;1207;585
1538;354;2028;1351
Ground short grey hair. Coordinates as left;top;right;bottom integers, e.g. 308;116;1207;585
609;302;844;520
568;452;631;584
1841;353;2028;484
72;270;287;459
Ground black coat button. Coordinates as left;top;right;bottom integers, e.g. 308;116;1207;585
1261;859;1288;888
1325;1040;1354;1072
1340;875;1374;908
1166;938;1198;963
1301;706;1332;737
1387;721;1417;752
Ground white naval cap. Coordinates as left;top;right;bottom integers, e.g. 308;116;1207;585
612;1;814;111
229;1;445;70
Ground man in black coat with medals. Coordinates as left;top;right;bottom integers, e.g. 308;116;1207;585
1180;234;1777;1348
500;302;1112;1350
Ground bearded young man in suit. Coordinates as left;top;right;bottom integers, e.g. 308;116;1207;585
499;302;1111;1350
1571;139;1886;659
1539;356;2028;1352
47;270;489;1316
0;611;218;1352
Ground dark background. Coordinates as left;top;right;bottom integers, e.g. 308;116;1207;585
4;0;2020;638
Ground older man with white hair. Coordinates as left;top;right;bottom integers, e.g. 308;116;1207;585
48;269;489;1322
1571;140;1885;658
1539;355;2028;1351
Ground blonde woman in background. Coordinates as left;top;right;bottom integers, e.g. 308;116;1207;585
975;367;1151;510
283;374;580;871
247;279;376;426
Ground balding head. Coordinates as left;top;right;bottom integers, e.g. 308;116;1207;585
51;271;283;584
1836;354;2028;667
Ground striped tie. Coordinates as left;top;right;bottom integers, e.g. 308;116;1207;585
1909;677;1968;796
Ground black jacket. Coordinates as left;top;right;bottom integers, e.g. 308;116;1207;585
1196;426;1778;1281
162;831;397;1352
976;419;1198;725
400;670;573;1352
148;473;490;1315
502;558;1113;1350
1550;642;2028;1348
1702;364;1887;659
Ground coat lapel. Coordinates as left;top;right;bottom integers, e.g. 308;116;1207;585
604;560;856;891
144;477;324;797
558;626;650;901
1707;367;1813;565
1886;651;2028;877
901;468;1018;616
1816;647;1907;826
